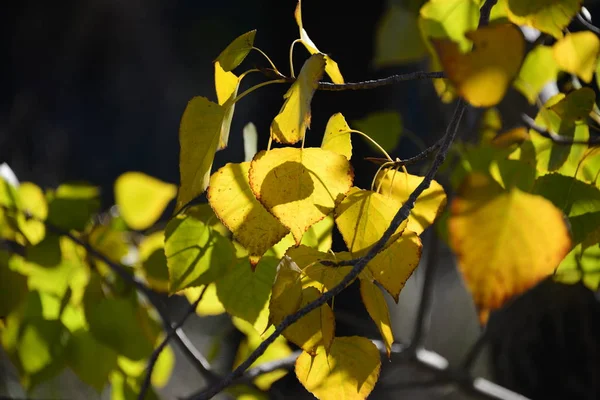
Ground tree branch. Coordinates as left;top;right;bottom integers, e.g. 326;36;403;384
521;113;600;146
138;286;209;400
365;138;442;167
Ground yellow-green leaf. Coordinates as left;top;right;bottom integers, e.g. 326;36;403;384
419;0;480;53
269;255;303;327
47;182;100;231
270;54;325;144
359;276;393;357
549;87;596;122
268;215;335;259
138;231;169;292
115;172;176;230
506;0;581;39
449;174;572;323
514;45;559;104
165;209;234;293
553;31;600;83
286;245;353;292
295;336;381;400
375;169;447;235
321;113;352;160
555;243;600;290
181;284;226;316
352;111;402;153
17;182;47;245
433;23;525;107
176;96;225;213
249;147;353;244
294;0;344;84
279;286;335;355
208;162;289;258
214;61;241;149
215;30;256;72
375;5;428;67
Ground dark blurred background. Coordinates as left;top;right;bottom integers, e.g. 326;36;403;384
2;1;600;399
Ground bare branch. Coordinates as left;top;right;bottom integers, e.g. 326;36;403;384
521;113;600;146
138;286;209;400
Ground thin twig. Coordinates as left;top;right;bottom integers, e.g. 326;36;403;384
365;139;442;167
138;286;209;400
522;113;600;145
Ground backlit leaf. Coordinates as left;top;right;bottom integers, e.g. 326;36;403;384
321;113;352;160
269;255;303;327
286;245;353;292
47;182;100;231
0;250;27;319
506;0;581;39
555;243;600;290
449;174;572;323
375;5;428;66
295;336;381;400
294;0;344;84
17;182;47;245
215;30;256;72
549;87;596;122
433;24;525;107
359;277;393;357
352;111;402;153
375;169;447;235
214;61;241;149
115;172;176;230
269;215;335;259
181;284;226;316
138;231;169;292
514;45;559;104
575;147;600;186
208;162;289;258
66;329;118;392
270;54;325;144
249;147;353;244
165;208;234;293
553;31;600;83
176;96;225;213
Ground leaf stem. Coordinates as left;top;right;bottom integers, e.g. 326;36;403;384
289;39;302;78
232;79;287;106
251;46;279;73
342;129;393;161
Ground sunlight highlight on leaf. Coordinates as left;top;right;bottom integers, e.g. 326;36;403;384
506;0;581;39
553;31;600;83
214;61;241;149
514;45;559;104
271;54;325;144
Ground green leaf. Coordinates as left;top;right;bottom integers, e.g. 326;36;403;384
17;182;48;245
352;111;402;153
165;207;234;293
215;30;257;72
66;329;118;392
175;96;226;213
47;182;100;231
514;45;559;104
138;231;169;292
555;243;600;290
549;87;596;122
533;173;600;245
115;172;176;230
0;250;28;318
374;5;427;67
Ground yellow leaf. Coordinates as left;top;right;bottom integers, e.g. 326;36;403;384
506;0;581;39
268;215;335;259
138;231;169;292
375;170;447;235
449;174;572;323
215;30;256;72
271;54;325;144
359;277;393;357
269;255;303;327
514;45;560;105
285;245;354;291
278;286;335;355
115;172;176;230
321;113;352;160
334;188;422;300
553;31;600;83
249;147;353;244
214;61;241;150
294;0;344;84
433;23;525;107
295;336;381;400
181;284;226;316
17;182;47;245
176;97;225;213
208;162;289;258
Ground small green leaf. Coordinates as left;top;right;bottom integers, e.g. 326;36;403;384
352;111;402;152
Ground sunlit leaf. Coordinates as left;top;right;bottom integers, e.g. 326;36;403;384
181;284;226;316
549;87;596;122
47;182;100;231
374;169;447;234
115;172;176;230
249;147;353;244
449;174;572;323
359;276;393;357
17;182;47;245
575;147;600;186
506;0;581;39
433;24;525;107
151;338;174;388
514;45;559;104
270;54;325;144
268;215;335;259
375;5;428;66
138;231;169;292
110;370;160;400
321;113;352;160
165;208;234;293
296;336;381;400
175;96;225;213
208;162;289;258
269;255;303;327
352;111;402;153
214;61;241;149
285;245;353;291
555;243;600;290
553;31;600;83
533;173;600;245
66;329;118;392
294;0;344;83
215;30;256;72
